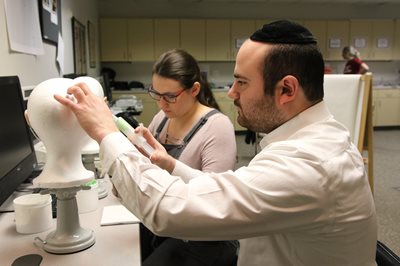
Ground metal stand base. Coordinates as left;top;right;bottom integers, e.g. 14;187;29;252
43;187;95;254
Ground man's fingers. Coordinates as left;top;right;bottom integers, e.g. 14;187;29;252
74;82;92;95
67;85;87;102
54;93;75;107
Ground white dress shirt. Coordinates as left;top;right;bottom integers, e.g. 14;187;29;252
101;101;377;266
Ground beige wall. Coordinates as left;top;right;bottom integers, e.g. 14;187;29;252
0;0;100;87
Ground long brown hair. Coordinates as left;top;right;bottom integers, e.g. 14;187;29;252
152;49;220;110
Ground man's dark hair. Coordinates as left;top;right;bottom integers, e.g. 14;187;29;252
250;20;325;102
263;44;324;102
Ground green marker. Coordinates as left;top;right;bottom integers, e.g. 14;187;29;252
113;115;155;156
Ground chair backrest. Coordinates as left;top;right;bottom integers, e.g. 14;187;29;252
323;74;368;150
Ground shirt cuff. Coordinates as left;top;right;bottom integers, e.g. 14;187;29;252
100;132;136;175
172;160;204;183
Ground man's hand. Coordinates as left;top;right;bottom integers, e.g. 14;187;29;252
54;82;119;143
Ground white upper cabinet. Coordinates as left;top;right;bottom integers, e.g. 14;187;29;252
350;19;394;61
180;19;206;61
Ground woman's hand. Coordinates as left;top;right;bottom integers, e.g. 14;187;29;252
135;126;176;173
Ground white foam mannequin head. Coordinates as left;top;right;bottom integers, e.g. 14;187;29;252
27;77;104;188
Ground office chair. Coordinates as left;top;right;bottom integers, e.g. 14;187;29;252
376;241;400;266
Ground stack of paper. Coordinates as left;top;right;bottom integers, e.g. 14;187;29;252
101;204;140;226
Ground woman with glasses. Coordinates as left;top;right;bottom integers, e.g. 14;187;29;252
141;49;238;266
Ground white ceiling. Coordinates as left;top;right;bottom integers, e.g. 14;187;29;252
128;0;400;3
205;0;398;2
98;0;400;19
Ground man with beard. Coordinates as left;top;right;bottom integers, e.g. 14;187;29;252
55;20;377;266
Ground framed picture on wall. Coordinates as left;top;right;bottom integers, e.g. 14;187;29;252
87;20;96;68
72;17;87;75
39;0;61;44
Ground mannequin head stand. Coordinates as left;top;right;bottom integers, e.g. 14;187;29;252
26;77;103;254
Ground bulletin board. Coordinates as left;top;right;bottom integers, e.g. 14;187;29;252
72;17;87;75
38;0;61;44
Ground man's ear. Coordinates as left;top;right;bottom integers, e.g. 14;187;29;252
276;75;299;105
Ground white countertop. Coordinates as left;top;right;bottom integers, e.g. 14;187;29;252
0;179;141;266
373;85;400;90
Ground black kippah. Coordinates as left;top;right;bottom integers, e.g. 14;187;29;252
250;20;317;45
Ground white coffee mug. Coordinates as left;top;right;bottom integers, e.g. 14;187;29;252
13;194;53;234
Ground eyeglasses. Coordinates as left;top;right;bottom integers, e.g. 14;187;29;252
148;86;188;103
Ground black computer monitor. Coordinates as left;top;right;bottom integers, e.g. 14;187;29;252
102;72;113;105
0;76;37;206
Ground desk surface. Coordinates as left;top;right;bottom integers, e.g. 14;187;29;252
0;179;141;266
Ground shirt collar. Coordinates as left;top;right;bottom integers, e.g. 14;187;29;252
259;100;332;148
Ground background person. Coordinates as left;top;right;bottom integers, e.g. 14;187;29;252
342;45;370;74
141;49;239;266
55;20;377;266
